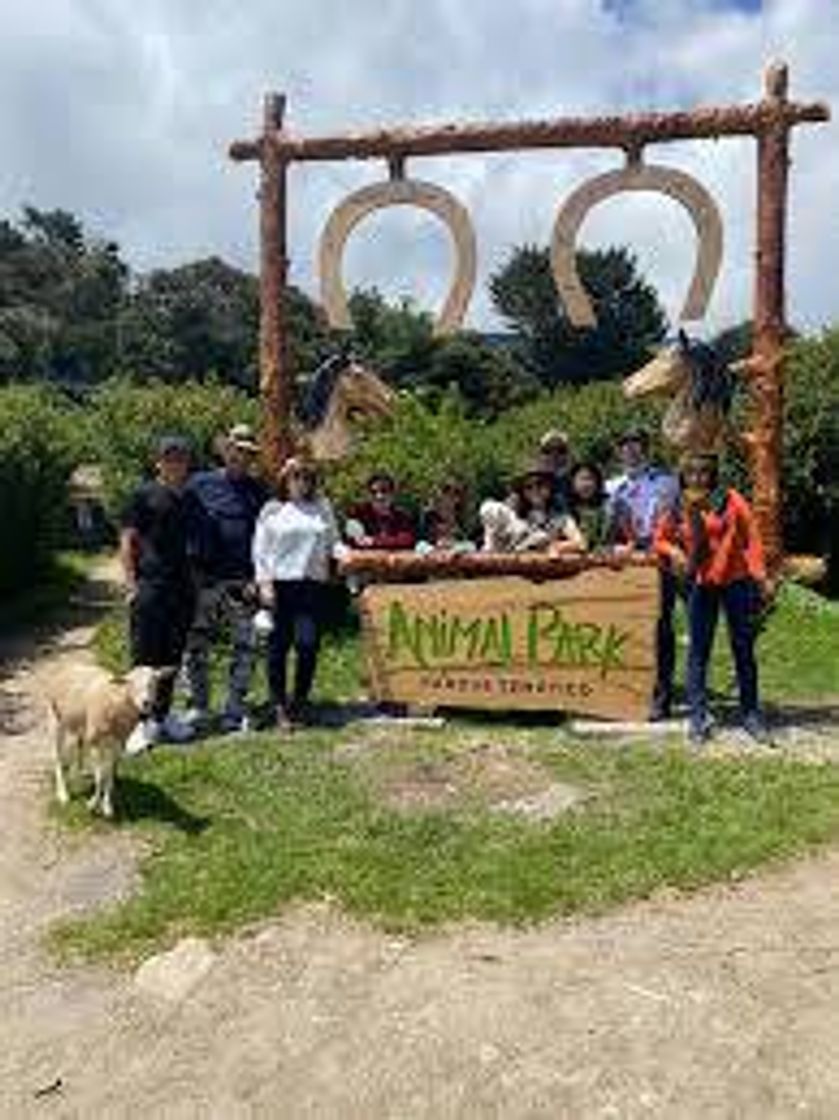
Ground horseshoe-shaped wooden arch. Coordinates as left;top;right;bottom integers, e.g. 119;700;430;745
551;162;724;329
319;178;477;337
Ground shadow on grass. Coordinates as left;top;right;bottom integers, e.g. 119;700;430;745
116;776;211;836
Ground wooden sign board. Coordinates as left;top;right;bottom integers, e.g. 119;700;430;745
359;566;659;721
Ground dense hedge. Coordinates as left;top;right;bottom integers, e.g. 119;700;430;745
325;383;662;526
0;386;78;596
83;379;258;516
331;339;838;584
781;331;839;566
2;326;836;600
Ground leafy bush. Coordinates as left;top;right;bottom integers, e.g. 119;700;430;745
84;378;258;516
0;385;78;596
782;331;839;582
327;381;663;525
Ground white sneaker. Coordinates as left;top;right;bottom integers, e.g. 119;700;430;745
125;719;161;757
160;713;196;744
219;710;251;734
182;707;211;735
253;608;274;638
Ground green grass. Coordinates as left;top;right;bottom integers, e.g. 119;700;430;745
711;582;839;701
50;728;839;962
52;581;839;964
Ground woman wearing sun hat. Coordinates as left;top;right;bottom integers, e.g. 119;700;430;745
653;451;773;746
252;457;344;730
480;459;584;553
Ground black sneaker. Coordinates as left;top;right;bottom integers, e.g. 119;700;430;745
648;696;672;722
686;717;713;746
742;712;775;746
288;700;314;728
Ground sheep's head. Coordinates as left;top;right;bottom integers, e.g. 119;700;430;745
124;665;176;713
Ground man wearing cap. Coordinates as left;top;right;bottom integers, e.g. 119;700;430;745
182;423;269;733
120;435;198;753
538;429;573;509
607;427;681;720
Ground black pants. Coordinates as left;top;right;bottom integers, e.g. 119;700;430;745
267;580;327;709
653;568;681;709
129;579;195;720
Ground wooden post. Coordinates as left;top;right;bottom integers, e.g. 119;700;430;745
258;93;291;482
751;61;790;573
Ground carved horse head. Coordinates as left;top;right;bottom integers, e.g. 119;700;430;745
299;349;395;461
623;331;736;452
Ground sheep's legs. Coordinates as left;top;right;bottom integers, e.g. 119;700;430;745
88;746;115;818
50;709;71;806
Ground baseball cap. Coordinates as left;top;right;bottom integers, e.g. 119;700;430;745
226;423;260;453
155;434;192;458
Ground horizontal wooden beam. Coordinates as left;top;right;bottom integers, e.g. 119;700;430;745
339;549;657;582
229;98;829;164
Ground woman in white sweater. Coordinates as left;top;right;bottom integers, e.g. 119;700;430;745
252;458;343;729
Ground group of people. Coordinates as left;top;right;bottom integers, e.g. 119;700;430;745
119;421;773;752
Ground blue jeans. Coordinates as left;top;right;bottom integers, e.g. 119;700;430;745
687;579;760;728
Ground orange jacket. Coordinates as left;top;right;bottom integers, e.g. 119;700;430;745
653;488;766;587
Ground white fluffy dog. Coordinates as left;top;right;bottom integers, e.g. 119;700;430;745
479;499;550;553
44;664;170;818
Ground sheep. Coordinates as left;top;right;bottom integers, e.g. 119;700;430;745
44;663;171;818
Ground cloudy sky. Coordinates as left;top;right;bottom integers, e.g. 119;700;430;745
1;0;836;335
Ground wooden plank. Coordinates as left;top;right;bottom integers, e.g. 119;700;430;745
359;568;659;722
229;97;829;164
341;549;656;581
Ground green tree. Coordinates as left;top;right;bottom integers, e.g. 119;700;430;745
117;257;331;388
347;288;436;385
489;244;666;387
346;287;539;416
711;320;753;365
0;207;127;385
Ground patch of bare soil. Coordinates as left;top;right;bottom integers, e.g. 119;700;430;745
340;736;589;818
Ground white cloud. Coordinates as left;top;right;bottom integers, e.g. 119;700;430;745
0;0;836;334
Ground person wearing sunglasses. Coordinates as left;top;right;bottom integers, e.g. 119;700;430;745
252;457;343;730
344;471;417;551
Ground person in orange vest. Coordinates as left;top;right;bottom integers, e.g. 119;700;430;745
653;451;774;746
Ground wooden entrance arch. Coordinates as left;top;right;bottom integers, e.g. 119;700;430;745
229;63;829;573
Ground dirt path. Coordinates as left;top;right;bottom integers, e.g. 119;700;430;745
1;567;839;1118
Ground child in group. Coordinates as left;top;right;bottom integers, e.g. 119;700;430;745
567;461;617;553
344;471;416;550
480;462;584;554
416;479;476;553
653;451;773;745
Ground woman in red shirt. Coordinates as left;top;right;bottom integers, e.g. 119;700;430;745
654;452;772;745
344;472;416;550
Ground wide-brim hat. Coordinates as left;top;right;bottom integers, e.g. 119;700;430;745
226;423;260;454
512;457;556;489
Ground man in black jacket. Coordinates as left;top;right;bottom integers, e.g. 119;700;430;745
120;435;198;754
